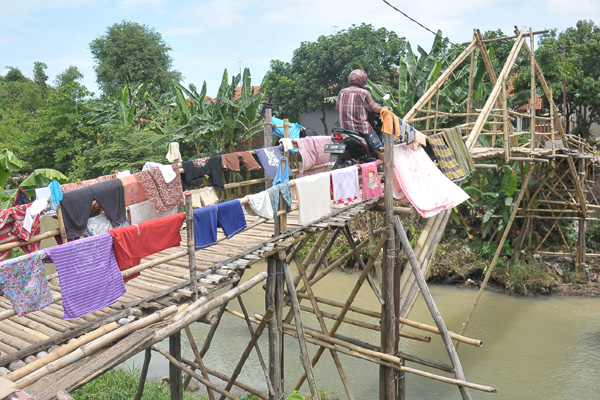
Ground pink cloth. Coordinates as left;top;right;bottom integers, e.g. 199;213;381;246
331;166;359;205
360;160;383;201
297;136;332;177
392;144;469;218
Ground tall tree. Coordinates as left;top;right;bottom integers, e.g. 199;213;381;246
90;21;181;96
33;61;48;98
532;20;600;139
55;66;84;87
266;23;405;133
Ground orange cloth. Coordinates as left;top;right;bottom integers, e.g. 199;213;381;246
380;109;401;137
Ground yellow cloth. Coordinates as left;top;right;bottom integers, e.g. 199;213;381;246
380;109;401;137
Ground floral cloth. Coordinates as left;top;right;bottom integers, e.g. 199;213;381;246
392;144;469;218
118;173;147;206
0;251;52;316
360;160;383;201
136;164;183;214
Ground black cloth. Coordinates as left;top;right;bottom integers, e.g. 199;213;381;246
60;179;126;239
182;156;225;190
14;188;29;206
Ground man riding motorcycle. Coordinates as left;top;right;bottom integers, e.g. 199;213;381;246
335;69;388;161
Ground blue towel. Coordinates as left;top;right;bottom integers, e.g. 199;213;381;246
193;205;218;249
272;117;302;139
254;146;283;179
273;157;291;185
216;200;247;238
49;181;63;211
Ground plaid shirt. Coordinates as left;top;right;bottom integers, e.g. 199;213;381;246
335;85;378;134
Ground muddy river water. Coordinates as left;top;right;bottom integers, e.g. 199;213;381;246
124;262;600;400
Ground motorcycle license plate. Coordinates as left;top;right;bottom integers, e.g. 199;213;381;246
324;143;346;153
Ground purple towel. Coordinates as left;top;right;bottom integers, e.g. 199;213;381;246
254;146;283;179
45;233;125;320
217;200;247;238
193;205;218;249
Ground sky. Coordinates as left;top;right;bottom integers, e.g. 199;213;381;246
1;0;599;97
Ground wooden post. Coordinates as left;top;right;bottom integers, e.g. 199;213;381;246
134;348;152;400
264;107;273;190
184;327;215;400
394;217;472;400
169;331;183;400
530;28;536;151
550;88;556;157
185;194;198;300
381;132;396;400
283;263;319;400
266;257;283;400
466;30;476;130
56;204;68;243
502;81;510;163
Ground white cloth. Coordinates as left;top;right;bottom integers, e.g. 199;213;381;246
188;187;219;208
35;187;55;217
293;172;331;225
392;144;469;218
331;166;359;205
279;138;294;153
23;198;48;233
245;191;274;219
142;161;176;184
166;142;182;163
128;199;178;225
116;170;131;178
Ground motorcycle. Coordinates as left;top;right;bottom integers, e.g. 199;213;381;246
326;95;390;170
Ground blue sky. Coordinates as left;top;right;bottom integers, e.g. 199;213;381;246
1;0;598;96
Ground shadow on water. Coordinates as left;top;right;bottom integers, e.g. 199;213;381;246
122;261;600;400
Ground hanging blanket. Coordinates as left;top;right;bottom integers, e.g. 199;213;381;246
193;205;218;249
293;173;331;225
428;133;465;181
45;233;125;320
442;126;474;177
297;136;332;177
118;174;147;206
392;144;469;218
331;166;359;205
136;165;184;214
216;200;247;238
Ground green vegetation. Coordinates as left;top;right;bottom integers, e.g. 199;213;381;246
71;368;206;400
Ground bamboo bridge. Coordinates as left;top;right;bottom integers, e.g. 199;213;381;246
1;25;599;400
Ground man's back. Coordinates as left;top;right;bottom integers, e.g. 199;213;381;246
336;85;378;134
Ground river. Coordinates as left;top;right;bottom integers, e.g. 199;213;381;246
123;261;600;400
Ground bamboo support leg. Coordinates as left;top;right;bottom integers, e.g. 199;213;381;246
219;307;274;400
185;194;198;300
282;263;320;400
184;327;215;400
293;256;355;400
394;217;472;400
134;348;152;400
169;332;183;400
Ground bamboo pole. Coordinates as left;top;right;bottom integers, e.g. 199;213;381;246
466;28;526;149
292;255;355;399
502;81;510;163
134;348;152;400
220;307;274;400
0;229;60;252
530;28;537;151
15;305;179;388
458;167;533;342
184;327;215;400
342;226;383;305
152;345;242;400
184;194;198;300
394;216;472;400
56;205;68;244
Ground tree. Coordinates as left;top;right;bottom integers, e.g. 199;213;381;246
33;61;48;98
55;66;84;87
266;23;405;133
90;21;181;96
532;20;600;139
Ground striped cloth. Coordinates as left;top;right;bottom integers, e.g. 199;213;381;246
428;134;464;181
442;126;474;177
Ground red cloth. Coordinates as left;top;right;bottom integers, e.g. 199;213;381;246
0;204;41;260
108;213;184;282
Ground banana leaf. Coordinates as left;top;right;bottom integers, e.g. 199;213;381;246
0;149;24;189
19;169;68;191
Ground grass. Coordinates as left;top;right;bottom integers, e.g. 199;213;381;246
71;367;207;400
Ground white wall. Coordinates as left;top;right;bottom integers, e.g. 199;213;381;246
298;106;339;135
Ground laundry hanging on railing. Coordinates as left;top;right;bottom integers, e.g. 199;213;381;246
0;204;42;261
188;187;219;208
245;191;274;220
216;200;247;239
392;144;469;218
60;179;127;239
128;199;178;225
254;146;284;179
0;251;52;317
45;233;126;320
118;173;147;206
359;160;383;201
267;183;293;217
182;156;224;190
271;116;303;139
136;165;184;214
331;166;359;205
221;151;262;172
293;173;331;225
273;157;291;185
108;213;185;282
296;136;333;177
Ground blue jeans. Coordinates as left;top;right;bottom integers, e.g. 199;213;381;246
360;129;384;155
